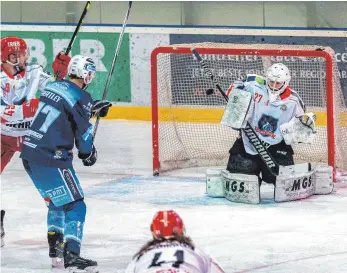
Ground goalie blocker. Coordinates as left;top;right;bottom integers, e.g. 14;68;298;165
206;164;333;204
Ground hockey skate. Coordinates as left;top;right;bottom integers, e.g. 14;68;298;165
64;250;98;273
1;210;5;247
48;231;64;268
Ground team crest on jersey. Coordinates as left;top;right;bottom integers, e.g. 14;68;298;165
256;114;278;139
54;150;63;159
281;105;287;111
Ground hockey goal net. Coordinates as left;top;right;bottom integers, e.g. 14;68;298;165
151;43;347;180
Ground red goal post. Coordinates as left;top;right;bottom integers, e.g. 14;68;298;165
151;43;347;181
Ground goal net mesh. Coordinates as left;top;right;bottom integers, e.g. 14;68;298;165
153;43;347;173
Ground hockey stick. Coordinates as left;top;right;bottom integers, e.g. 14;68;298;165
92;1;133;138
191;48;279;176
54;1;92;80
14;2;91;105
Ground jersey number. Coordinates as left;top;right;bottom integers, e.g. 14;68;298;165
149;250;184;268
254;92;263;103
32;102;61;133
4;105;15;116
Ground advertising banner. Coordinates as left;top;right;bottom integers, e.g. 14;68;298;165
1;30;131;102
170;34;347;106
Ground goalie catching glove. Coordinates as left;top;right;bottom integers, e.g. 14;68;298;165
299;112;316;129
280;112;316;145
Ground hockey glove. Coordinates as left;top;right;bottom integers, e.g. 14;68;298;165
78;145;97;166
52;51;71;80
299;112;316;131
23;99;40;118
92;100;112;117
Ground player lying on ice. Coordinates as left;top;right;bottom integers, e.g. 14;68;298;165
125;210;226;273
20;55;112;272
206;63;334;204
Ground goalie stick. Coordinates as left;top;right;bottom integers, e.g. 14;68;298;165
92;1;133;138
191;48;280;176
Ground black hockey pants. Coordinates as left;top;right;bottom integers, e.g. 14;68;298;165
226;137;294;185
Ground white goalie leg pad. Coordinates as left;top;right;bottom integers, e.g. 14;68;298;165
279;162;312;176
275;166;316;202
220;88;254;130
206;168;225;197
221;170;260;204
314;165;334;195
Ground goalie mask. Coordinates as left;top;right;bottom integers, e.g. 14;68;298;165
67;55;96;86
1;36;29;73
150;210;185;239
266;63;291;102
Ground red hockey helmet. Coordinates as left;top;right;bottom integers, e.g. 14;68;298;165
1;36;28;63
150;210;185;239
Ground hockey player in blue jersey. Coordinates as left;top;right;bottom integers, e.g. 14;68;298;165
20;55;112;272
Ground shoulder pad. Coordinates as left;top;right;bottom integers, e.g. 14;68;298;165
246;74;266;85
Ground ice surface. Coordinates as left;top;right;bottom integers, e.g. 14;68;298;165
1;120;347;273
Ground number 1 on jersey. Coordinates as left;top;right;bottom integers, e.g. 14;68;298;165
172;250;184;268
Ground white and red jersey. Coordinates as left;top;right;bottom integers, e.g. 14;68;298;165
125;241;225;273
1;64;53;137
227;74;305;155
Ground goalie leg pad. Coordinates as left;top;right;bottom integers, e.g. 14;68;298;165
314;165;334;195
275;168;315;202
206;168;225;197
222;170;260;204
279;163;311;176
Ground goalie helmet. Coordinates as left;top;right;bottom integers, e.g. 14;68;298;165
67;55;96;85
150;210;185;239
1;36;29;67
266;63;291;102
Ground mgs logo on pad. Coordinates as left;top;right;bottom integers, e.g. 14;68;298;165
256;114;278;139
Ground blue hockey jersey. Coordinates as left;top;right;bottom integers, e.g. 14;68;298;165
20;80;94;168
